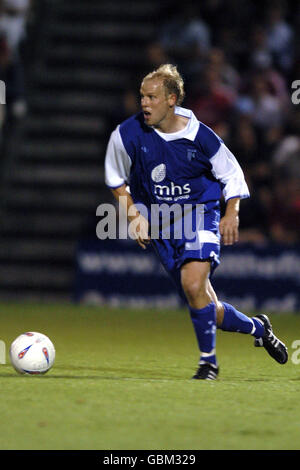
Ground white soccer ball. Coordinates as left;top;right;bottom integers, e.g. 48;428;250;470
9;332;55;375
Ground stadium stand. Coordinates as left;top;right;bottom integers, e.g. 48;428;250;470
0;0;164;300
0;0;298;304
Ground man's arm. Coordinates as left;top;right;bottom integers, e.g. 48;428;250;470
104;127;150;249
219;197;240;246
204;136;249;246
111;184;150;250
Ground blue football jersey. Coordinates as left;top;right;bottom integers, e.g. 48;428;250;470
105;106;249;210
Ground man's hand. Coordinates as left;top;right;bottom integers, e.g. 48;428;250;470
219;197;240;246
112;184;151;249
128;213;150;250
219;213;239;245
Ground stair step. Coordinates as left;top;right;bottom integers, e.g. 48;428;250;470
20;139;103;160
0;239;76;262
47;44;146;67
0;213;89;235
49;22;154;42
25;115;106;137
11;163;104;185
6;188;101;211
55;1;159;19
29;91;119;113
37;67;131;90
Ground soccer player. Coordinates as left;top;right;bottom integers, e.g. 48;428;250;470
104;64;288;380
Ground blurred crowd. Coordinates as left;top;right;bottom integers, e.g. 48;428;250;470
0;0;30;148
113;0;300;245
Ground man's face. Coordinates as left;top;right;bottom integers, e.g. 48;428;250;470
140;78;175;128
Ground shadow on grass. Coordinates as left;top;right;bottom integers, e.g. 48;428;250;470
0;373;185;381
0;364;184;381
1;364;290;382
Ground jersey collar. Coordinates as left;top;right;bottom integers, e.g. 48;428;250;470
153;106;199;142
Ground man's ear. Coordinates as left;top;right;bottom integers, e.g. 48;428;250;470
168;93;177;108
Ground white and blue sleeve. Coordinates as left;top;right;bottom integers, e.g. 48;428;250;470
104;126;132;189
210;142;250;202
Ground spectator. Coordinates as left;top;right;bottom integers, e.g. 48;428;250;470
238;184;272;244
236;72;284;129
249;24;291;115
269;174;300;244
265;3;294;71
157;4;211;87
0;0;30;53
145;41;170;71
272;134;300;167
0;31;9;140
187;64;236;132
230;116;263;172
249;24;273;70
0;0;30;123
229;116;274;243
272;108;300;166
207;47;240;90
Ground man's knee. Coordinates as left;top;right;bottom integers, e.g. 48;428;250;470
181;260;212;308
182;278;206;303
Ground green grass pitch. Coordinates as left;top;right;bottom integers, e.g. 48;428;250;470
0;302;300;450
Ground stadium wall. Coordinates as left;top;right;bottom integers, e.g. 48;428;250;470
74;239;300;313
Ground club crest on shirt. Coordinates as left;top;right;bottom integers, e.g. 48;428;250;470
187;148;197;161
151;163;166;183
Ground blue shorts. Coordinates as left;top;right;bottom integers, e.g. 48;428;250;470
150;201;221;302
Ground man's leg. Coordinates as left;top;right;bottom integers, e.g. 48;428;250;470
207;280;288;364
207;280;264;337
181;260;219;378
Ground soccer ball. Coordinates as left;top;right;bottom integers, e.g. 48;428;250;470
9;332;55;375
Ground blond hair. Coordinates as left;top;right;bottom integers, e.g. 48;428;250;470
142;64;185;106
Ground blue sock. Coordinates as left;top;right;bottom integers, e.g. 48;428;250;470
220;302;265;338
189;302;218;367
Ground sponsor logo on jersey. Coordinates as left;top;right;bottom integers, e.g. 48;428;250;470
154;182;191;197
151;164;191;200
151;164;166;183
